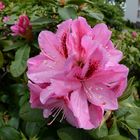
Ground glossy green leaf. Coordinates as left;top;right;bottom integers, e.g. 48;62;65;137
87;12;104;21
8;117;19;129
0;40;13;47
10;45;30;77
109;118;119;135
31;17;54;26
125;107;140;129
57;127;90;140
101;135;129;140
0;113;4;127
128;127;138;140
0;50;4;68
0;126;21;140
19;93;29;107
115;106;129;118
58;6;77;20
19;103;44;122
25;122;44;138
3;42;23;52
7;84;27;96
88;122;108;139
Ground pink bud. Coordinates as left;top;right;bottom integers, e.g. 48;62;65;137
0;1;5;11
132;31;137;38
10;15;33;40
3;16;10;23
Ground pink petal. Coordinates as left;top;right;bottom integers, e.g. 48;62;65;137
111;78;128;97
84;82;118;110
92;65;129;84
70;89;94;129
64;107;79;128
43;109;52;118
38;31;62;60
40;79;81;104
89;104;103;128
40;87;54;104
28;81;43;108
56;19;72;57
27;54;65;83
81;35;98;59
82;46;108;78
57;19;72;35
69;17;91;58
106;41;123;66
92;23;112;46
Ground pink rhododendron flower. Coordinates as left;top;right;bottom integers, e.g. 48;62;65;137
27;17;129;130
3;16;10;22
132;31;137;38
0;1;5;11
10;15;33;40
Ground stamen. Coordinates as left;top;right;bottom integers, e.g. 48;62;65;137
52;108;61;117
48;108;62;125
60;111;65;122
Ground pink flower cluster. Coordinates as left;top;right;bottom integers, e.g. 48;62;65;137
3;16;10;22
132;31;137;38
10;15;32;37
27;17;128;130
0;1;5;11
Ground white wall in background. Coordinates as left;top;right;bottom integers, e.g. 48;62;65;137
124;0;140;23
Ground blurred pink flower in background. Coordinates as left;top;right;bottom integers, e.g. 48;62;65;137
10;15;33;40
3;16;10;22
0;1;5;11
132;31;137;38
27;17;129;129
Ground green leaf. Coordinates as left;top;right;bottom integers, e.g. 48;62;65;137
31;17;54;26
10;45;30;77
0;51;4;68
7;84;27;96
0;126;21;140
0;113;4;127
109;118;119;135
101;135;129;140
19;102;44;122
8;117;19;129
87;12;104;21
125;107;140;129
58;6;77;20
25;122;44;138
128;127;138;140
19;93;29;107
0;40;13;48
88;122;108;139
119;77;135;101
57;127;90;140
3;42;23;52
66;0;85;5
115;106;129;118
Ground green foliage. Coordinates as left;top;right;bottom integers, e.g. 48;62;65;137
58;6;77;20
89;122;108;139
10;45;30;77
98;3;124;30
0;0;140;140
0;126;21;140
19;103;45;122
0;51;4;68
57;127;91;140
